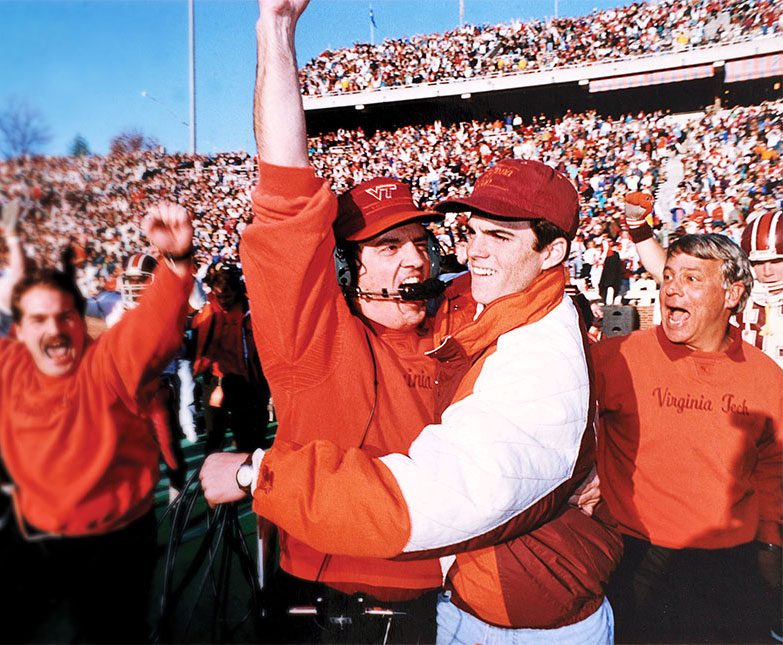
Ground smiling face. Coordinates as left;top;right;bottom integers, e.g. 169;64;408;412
660;252;743;352
16;286;87;377
355;222;431;330
466;216;566;305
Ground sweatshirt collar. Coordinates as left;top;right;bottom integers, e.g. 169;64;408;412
655;324;743;362
428;265;566;362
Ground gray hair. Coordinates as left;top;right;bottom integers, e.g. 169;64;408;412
666;234;753;315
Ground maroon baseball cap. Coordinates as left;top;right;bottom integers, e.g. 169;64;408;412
334;177;440;242
434;159;580;238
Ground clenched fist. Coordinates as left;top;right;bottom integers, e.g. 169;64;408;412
143;201;193;258
625;192;654;222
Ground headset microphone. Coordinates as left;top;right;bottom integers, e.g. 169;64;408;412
351;278;446;301
399;278;446;300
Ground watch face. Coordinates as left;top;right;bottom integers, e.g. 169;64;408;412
237;464;254;488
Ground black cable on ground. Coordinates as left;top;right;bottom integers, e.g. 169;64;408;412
152;468;262;643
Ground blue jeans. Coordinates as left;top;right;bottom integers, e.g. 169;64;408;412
436;592;614;645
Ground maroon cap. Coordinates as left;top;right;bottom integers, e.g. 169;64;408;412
334;177;440;242
434;159;580;238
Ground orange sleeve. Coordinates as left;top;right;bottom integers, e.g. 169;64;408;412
98;263;192;403
189;303;216;373
239;164;344;388
252;440;411;558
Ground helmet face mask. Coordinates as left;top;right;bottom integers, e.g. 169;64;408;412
741;211;783;263
741;212;783;302
120;253;157;309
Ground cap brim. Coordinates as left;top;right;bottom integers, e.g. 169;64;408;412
346;209;441;241
434;196;537;221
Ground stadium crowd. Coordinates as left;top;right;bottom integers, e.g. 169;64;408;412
0;0;781;640
0;151;254;296
1;98;781;303
298;0;782;96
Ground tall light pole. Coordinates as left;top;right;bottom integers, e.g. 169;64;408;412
188;0;196;154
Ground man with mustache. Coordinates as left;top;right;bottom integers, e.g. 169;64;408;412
0;201;194;643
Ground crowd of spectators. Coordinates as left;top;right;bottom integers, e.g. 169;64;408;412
0;151;254;297
298;0;782;96
1;98;781;304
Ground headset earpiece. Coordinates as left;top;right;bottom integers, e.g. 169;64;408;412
334;245;354;291
334;231;442;295
425;229;442;280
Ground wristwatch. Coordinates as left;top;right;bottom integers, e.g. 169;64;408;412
235;454;255;494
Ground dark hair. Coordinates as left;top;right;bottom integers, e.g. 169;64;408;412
11;268;87;323
205;262;245;294
209;268;244;294
532;219;571;256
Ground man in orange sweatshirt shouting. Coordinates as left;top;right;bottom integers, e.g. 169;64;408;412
0;202;194;643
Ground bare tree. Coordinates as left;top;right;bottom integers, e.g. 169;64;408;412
0;96;52;158
109;129;160;155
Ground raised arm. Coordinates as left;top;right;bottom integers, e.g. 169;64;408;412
625;191;666;283
254;0;310;167
101;202;194;400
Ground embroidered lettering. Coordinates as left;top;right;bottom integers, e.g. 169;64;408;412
406;368;432;390
652;387;713;413
365;184;398;200
721;393;750;416
475;166;515;187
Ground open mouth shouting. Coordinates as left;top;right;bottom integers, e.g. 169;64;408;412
664;305;690;328
41;334;74;365
398;274;425;289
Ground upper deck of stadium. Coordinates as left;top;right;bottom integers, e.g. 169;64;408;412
296;0;782;132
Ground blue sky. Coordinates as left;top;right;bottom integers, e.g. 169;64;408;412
0;0;631;156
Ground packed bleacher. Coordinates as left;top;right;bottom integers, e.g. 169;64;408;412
2;99;780;304
2;0;782;641
298;0;782;96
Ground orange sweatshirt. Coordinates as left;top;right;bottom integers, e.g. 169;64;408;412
0;264;192;535
190;296;250;379
248;267;623;629
239;163;445;595
593;326;782;549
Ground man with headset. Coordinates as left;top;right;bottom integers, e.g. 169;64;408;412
198;1;456;640
201;3;620;642
205;178;451;642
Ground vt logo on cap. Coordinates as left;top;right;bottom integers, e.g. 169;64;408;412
334;177;440;242
365;184;399;201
